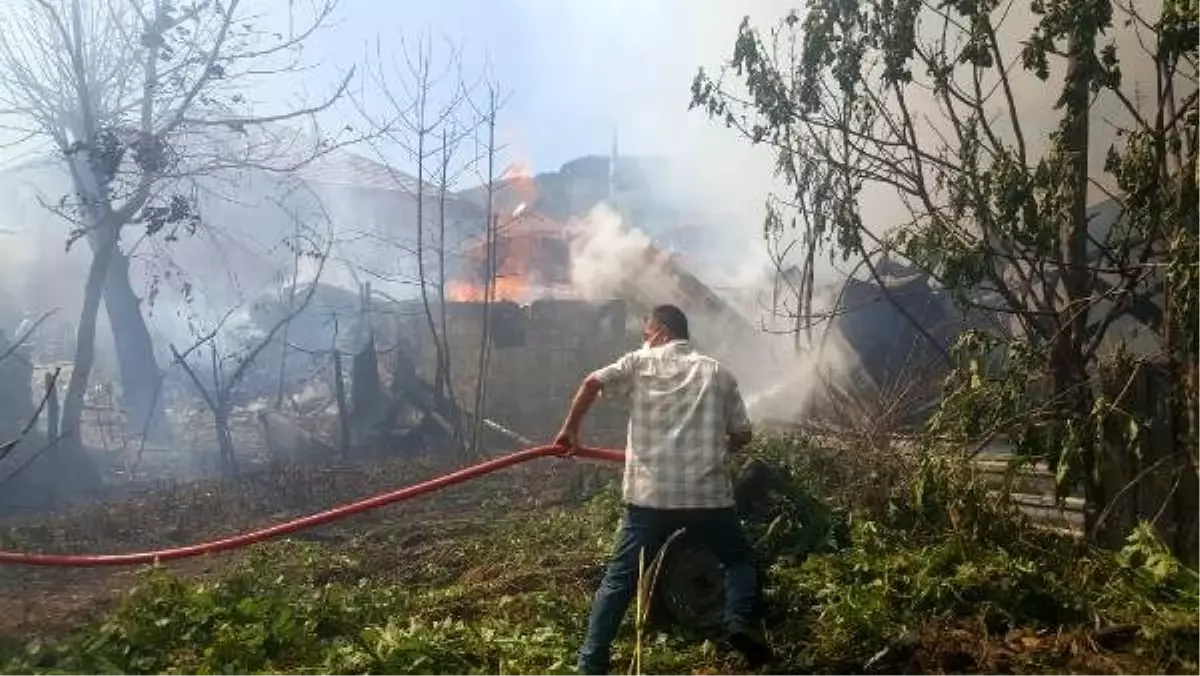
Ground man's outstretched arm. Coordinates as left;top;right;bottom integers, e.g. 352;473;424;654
556;353;635;449
555;375;602;449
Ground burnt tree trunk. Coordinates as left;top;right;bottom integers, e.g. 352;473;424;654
210;347;236;476
333;348;350;457
45;372;59;441
350;336;389;448
351;337;382;411
214;402;237;476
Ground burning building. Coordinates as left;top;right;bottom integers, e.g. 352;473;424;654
448;210;579;304
402;152;773;449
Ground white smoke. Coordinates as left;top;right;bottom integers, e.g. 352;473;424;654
567;205;655;302
568;205;708;317
568;204;855;424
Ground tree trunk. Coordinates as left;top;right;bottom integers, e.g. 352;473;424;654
471;92;499;457
67;152;162;442
1058;30;1101;542
45;371;60;441
100;246;165;440
350;336;387;448
275;249;302;409
333;348;350;457
215;408;236;476
62;222;119;452
437;128;466;458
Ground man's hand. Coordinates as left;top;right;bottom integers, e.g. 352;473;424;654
555;376;601;455
554;426;578;453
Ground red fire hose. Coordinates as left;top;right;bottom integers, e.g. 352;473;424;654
0;445;625;568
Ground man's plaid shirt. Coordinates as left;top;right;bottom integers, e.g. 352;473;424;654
591;339;752;509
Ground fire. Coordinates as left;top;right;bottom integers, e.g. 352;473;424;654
506;159;536;209
445;150;581;304
445;275;530;303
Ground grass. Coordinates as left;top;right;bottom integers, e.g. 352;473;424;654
0;436;1196;674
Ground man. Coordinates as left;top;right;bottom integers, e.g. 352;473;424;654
555;304;773;674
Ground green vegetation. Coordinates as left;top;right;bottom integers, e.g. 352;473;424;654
1;437;1195;674
691;0;1199;554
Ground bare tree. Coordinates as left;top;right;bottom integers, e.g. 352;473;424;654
468;85;501;457
170;227;331;475
398;38;465;457
434;124;469;451
353;34;495;459
0;0;354;451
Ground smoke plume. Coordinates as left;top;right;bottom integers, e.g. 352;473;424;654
569;205;854;424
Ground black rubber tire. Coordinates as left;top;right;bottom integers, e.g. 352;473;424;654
649;530;725;634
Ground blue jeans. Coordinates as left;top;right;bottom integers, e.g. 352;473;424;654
577;505;759;674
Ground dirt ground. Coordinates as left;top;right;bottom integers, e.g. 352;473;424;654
0;454;603;639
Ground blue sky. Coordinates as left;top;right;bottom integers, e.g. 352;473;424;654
308;0;595;171
305;0;658;171
296;0;788;178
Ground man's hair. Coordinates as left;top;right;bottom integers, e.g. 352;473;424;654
651;304;689;340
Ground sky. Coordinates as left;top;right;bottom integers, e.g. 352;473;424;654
282;0;795;274
298;0;787;174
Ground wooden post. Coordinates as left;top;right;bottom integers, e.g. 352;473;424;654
44;372;59;440
333;349;350;457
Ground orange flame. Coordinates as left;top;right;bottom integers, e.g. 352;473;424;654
446;150;562;304
506;160;536;213
445;275;530;303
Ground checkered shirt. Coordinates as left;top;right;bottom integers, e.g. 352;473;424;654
591;339;752;509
